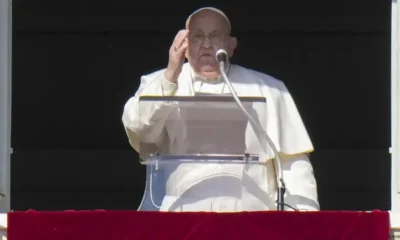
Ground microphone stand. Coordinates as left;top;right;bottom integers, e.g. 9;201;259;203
217;53;286;211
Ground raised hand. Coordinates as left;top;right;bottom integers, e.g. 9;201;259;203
164;30;189;83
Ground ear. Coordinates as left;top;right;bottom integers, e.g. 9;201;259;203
228;37;237;57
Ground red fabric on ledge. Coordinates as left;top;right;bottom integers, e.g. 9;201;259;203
7;210;389;240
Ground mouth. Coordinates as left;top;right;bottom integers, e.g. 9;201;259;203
200;53;214;58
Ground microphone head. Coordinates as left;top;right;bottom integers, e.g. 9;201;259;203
216;49;228;63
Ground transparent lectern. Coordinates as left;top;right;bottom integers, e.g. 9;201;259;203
137;95;269;212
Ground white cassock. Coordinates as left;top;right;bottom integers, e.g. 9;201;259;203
122;62;320;212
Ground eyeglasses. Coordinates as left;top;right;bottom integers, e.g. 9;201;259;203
189;32;230;45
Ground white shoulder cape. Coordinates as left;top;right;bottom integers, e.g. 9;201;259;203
124;63;314;160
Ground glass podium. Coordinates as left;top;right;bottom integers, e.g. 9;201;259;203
137;95;269;212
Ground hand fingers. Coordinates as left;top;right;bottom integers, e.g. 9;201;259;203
177;30;189;45
173;37;188;56
179;39;188;52
173;30;189;50
173;29;186;41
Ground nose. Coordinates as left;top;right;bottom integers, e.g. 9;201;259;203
202;36;212;48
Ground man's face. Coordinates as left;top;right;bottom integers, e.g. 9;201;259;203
186;10;237;77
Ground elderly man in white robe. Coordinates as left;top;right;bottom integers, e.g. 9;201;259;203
122;7;320;212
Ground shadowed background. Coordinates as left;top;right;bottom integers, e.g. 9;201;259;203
10;0;391;210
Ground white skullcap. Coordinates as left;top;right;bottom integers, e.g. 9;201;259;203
185;7;231;30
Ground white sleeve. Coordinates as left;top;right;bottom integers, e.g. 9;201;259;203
122;69;178;153
280;153;320;211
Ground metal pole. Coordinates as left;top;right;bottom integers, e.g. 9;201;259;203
0;0;12;212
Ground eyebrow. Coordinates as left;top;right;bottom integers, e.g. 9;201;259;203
190;30;225;34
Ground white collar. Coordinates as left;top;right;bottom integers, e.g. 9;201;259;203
190;61;231;84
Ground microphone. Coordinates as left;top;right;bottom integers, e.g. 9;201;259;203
216;49;228;63
215;48;287;211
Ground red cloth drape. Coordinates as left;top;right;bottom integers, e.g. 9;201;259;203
7;210;390;240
